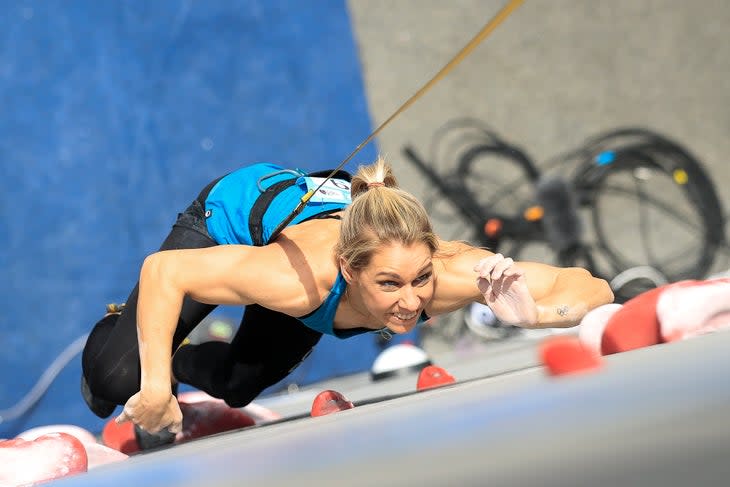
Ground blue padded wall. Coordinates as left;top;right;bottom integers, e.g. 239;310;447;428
0;0;399;437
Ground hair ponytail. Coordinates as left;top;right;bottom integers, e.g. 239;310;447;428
349;157;399;198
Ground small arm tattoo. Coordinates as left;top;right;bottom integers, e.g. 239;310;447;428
557;305;569;317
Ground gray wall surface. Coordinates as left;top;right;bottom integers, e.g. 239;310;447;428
348;0;729;271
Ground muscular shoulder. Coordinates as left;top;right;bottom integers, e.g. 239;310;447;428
166;219;341;317
264;218;342;314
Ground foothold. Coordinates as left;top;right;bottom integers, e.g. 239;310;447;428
310;390;354;417
416;365;456;391
102;417;139;455
540;336;603;376
600;286;667;355
370;343;431;381
578;279;730;358
18;424;123;470
657;278;730;342
102;392;258;454
0;432;88;485
177;399;255;443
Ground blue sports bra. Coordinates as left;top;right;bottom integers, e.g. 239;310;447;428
297;272;379;339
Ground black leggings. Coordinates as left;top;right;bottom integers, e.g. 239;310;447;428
81;180;322;412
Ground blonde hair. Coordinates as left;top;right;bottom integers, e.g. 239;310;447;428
335;157;439;270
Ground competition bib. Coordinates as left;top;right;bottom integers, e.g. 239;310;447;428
303;177;351;204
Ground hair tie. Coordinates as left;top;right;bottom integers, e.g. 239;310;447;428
367;182;385;188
